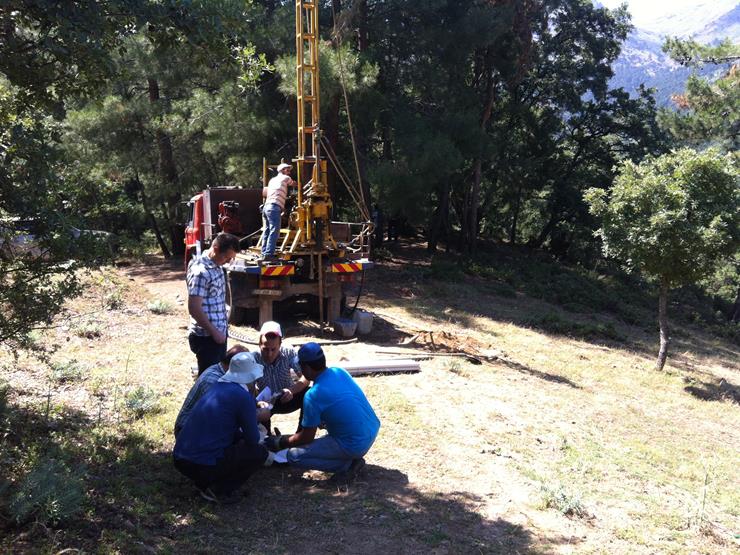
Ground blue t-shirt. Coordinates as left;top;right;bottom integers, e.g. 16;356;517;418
301;367;380;454
173;382;259;465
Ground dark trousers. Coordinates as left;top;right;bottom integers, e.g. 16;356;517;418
174;440;268;495
188;333;226;375
269;387;308;433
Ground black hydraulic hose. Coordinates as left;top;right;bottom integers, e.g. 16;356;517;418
349;270;365;315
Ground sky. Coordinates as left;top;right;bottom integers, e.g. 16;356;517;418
599;0;738;33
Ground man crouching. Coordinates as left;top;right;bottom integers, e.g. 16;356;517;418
264;343;380;483
173;352;269;504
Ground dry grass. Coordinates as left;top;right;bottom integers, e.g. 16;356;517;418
1;247;738;554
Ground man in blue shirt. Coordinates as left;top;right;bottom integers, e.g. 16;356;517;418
264;343;380;483
173;345;250;437
173;352;269;504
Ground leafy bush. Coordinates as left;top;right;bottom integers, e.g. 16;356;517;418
74;319;102;339
50;360;84;384
540;484;586;518
124;386;159;418
147;299;173;315
8;459;85;525
103;290;124;310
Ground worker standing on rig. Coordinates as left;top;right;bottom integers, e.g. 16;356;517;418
261;162;294;260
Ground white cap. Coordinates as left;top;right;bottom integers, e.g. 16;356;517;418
277;163;292;172
219;352;264;385
260;320;283;338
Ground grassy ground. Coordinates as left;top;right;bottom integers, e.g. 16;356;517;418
1;243;738;554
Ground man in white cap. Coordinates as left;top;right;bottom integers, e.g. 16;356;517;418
253;320;308;430
261;162;294;259
173;351;269;504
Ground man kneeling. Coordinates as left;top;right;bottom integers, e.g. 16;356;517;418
173;352;269;504
264;343;380;482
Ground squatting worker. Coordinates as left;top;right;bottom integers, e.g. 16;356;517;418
186;232;240;374
261;162;294;258
253;321;308;431
173;352;271;505
173;344;249;437
264;343;380;483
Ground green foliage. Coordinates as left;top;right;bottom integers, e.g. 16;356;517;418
124;386;159;419
660;38;739;153
586;149;740;288
50;360;85;384
8;459;85;525
74;319;103;339
147;299;174;315
540;484;587;518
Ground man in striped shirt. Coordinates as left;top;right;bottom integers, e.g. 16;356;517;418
253;321;308;432
187;232;240;374
261;163;294;258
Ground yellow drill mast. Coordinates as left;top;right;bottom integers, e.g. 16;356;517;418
281;0;337;255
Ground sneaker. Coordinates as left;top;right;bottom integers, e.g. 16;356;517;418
198;487;241;505
198;487;219;503
330;457;366;484
349;457;366;477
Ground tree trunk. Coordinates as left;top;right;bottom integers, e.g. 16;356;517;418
656;281;670;372
509;183;523;245
427;183;450;253
461;47;496;255
731;285;740;323
148;77;184;256
136;174;171;258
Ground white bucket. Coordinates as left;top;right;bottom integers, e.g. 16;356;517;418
352;309;374;334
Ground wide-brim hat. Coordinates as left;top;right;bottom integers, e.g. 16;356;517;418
277;163;293;172
219;352;264;385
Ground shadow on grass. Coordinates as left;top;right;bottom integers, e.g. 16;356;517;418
499;358;581;389
684;377;740;405
1;380;570;554
163;464;572;554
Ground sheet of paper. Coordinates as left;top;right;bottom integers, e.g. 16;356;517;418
256;386;272;403
273;449;289;464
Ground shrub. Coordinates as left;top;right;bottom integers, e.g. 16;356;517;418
8;459;85;525
74;319;102;339
102;289;124;310
50;360;84;384
540;484;586;518
124;386;159;418
147;299;174;315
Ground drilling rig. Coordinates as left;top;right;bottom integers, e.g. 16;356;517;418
224;0;373;328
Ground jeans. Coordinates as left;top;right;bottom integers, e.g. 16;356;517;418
287;435;366;473
174;440;268;495
262;203;282;255
188;333;226;375
266;387;308;434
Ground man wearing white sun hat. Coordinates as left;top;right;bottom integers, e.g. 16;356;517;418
173;351;269;504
